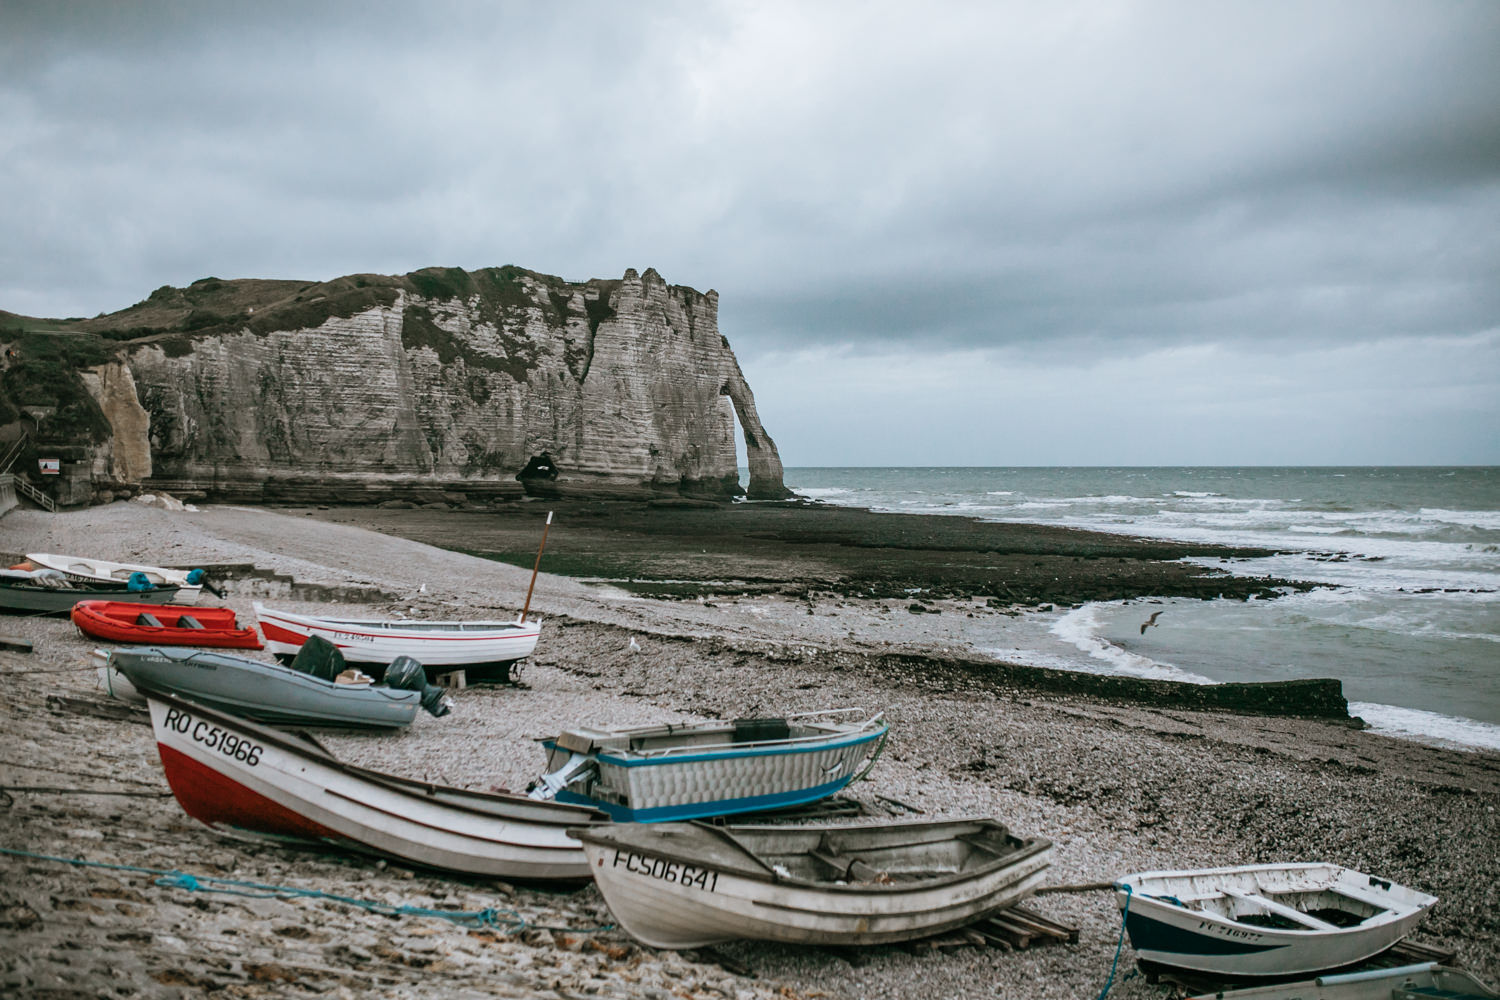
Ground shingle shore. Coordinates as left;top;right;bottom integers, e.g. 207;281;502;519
1;503;1495;999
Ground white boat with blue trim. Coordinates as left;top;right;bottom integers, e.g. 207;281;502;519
529;709;888;822
1116;862;1438;976
569;816;1052;949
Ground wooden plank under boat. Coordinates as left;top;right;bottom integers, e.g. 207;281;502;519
1184;961;1498;1000
569;817;1053;948
72;600;263;649
25;552;207;604
530;709;890;822
1116;863;1438;977
253;601;540;679
1;569;183;616
145;691;605;881
107;646;422;729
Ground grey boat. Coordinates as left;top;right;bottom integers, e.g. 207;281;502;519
103;645;426;729
1;569;182;615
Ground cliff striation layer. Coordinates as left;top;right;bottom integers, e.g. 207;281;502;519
5;266;790;504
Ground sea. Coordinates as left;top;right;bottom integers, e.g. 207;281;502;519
773;467;1500;752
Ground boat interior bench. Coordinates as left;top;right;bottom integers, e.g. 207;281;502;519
1222;887;1340;930
176;615;205;629
136;613;163;627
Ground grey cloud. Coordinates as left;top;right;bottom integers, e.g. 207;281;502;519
3;0;1497;369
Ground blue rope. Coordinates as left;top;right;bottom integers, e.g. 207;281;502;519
1094;883;1132;1000
0;846;612;934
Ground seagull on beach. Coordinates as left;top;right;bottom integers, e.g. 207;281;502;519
628;637;641;653
1140;611;1164;635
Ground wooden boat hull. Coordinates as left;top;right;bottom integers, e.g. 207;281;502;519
1;577;183;616
111;646;419;729
1185;961;1499;1000
572;818;1052;948
72;601;263;649
146;693;603;881
536;713;889;822
26;552;203;603
1117;863;1438;976
254;602;540;675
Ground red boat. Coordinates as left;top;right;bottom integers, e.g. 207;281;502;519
71;601;264;650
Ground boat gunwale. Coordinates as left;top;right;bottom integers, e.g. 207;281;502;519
255;602;536;638
547;716;888;765
1117;862;1437;938
569;819;1053;895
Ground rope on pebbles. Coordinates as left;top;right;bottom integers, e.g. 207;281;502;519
0;846;614;935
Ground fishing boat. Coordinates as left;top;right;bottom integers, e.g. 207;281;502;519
1185;961;1498;1000
145;691;604;881
529;709;889;822
72;600;263;649
569;817;1052;949
1;569;183;616
102;645;429;728
1116;863;1438;976
253;602;541;680
25;552;211;603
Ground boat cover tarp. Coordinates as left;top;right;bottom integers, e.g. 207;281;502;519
290;634;346;681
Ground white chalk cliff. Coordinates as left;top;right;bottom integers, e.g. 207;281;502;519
85;266;789;503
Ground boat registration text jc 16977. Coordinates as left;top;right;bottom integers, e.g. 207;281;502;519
161;706;264;766
610;850;719;892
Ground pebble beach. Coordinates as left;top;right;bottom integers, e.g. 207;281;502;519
1;501;1497;999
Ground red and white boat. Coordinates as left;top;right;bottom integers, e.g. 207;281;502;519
253;602;541;680
146;691;604;881
72;601;263;649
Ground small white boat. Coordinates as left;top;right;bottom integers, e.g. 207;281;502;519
254;602;540;680
145;691;605;881
26;552;207;604
569;817;1052;949
530;709;889;822
1116;863;1438;976
1185;961;1498;1000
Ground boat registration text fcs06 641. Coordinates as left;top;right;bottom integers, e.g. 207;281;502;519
609;850;719;892
161;706;264;766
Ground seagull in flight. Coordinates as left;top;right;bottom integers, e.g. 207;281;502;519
1140;611;1164;635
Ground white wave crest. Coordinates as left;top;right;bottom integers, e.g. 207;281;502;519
1049;605;1214;683
1349;702;1500;752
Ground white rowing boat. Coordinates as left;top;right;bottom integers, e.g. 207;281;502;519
253;602;541;681
1116;862;1438;976
530;709;889;822
570;817;1052;948
146;691;604;881
26;552;207;604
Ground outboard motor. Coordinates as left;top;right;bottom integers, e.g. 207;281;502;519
289;634;346;681
185;568;226;597
384;655;452;718
527;752;595;800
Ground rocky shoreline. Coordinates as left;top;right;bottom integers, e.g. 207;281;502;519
1;502;1496;999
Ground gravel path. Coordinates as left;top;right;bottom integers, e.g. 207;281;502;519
1;502;1496;999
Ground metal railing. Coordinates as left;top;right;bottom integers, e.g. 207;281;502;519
10;474;56;512
0;432;27;474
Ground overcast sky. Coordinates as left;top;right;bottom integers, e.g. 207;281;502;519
4;1;1498;465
